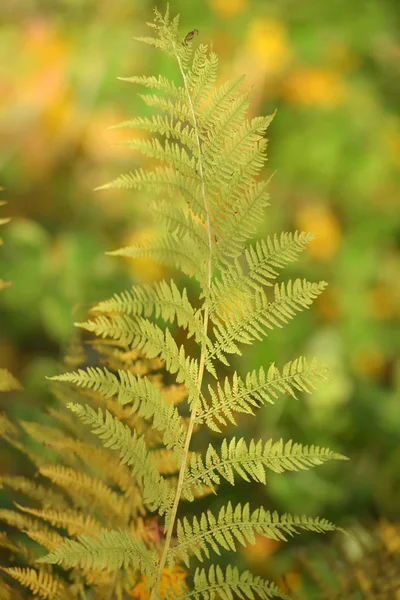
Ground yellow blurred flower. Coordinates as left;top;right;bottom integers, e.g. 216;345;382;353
209;0;247;19
313;286;341;322
352;346;386;379
295;204;341;261
283;67;346;107
246;18;292;75
130;566;188;599
240;533;280;567
21;19;69;107
368;284;397;321
278;570;302;594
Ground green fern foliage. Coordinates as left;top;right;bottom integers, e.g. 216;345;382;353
0;7;347;600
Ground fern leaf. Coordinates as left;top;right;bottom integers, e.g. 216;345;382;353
139;92;193;124
38;465;129;523
0;568;66;600
0;580;13;600
244;231;316;287
38;529;157;578
186;45;218;111
23;528;65;552
211;280;327;358
109;235;206;284
210;232;315;315
171;502;338;566
0;531;26;557
0;509;54;535
118;74;183;97
183;437;347;496
67;404;174;515
15;504;101;537
50;366;185;453
200;75;245;129
0;369;22;392
96;167;206;218
176;565;290;600
206;114;274;198
150;201;209;253
198;357;327;431
111;115;197;152
92;279;204;342
213;180;271;264
125;138;196;178
75;314;205;390
0;475;67;509
43;436;141;505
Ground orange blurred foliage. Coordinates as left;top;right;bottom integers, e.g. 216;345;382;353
130;566;188;599
352;346;387;379
295;203;341;261
314;286;341;322
240;533;280;568
209;0;248;19
368;284;397;321
246;18;292;75
283;67;346;107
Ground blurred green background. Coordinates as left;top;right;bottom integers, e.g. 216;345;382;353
1;0;399;591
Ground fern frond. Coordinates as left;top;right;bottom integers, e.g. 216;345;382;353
0;509;55;535
183;437;347;497
139;93;193;124
15;504;101;537
186;45;218;110
0;475;68;510
22;528;65;552
66;404;174;515
211;280;327;358
96;166;206;218
92;279;204;342
38;465;129;523
198;357;327;431
206;114;273;199
0;531;26;556
0;580;13;600
111;115;197;152
210;232;315;314
75;314;204;390
171;502;338;566
200;75;246;129
176;564;290;600
108;234;206;284
118;74;184;97
213;180;271;263
125;138;196;178
0;568;66;600
50;366;185;453
43;436;140;503
244;232;316;287
0;369;22;392
38;529;157;578
150;201;209;254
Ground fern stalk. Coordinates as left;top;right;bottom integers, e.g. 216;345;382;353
150;41;213;600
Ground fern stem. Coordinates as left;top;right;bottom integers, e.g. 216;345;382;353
150;42;213;600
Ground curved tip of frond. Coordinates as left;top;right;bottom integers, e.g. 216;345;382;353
105;246;134;257
73;321;94;332
94;183;113;191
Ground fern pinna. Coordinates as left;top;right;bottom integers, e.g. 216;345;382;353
2;7;348;599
